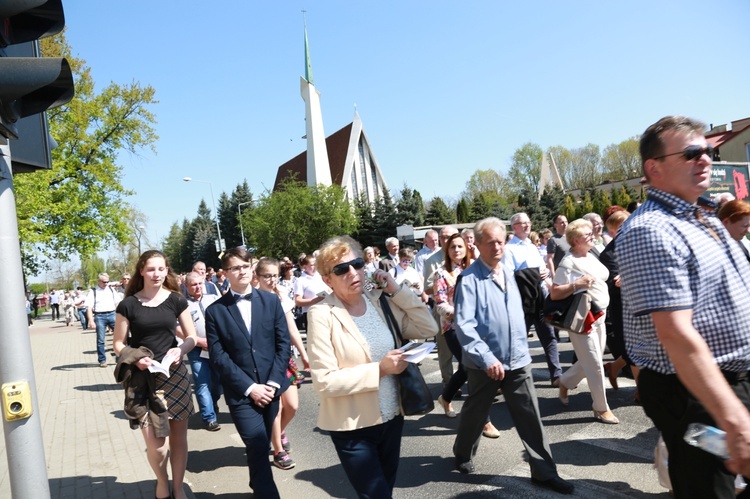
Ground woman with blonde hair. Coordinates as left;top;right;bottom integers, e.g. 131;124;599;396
552;220;619;424
307;236;437;498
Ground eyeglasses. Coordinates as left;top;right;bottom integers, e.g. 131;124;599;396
331;257;365;276
400;260;412;265
258;273;278;280
227;264;252;273
99;281;109;285
581;232;594;238
512;221;531;227
654;144;714;162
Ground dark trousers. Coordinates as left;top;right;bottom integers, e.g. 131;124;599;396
639;369;750;499
453;364;558;481
50;303;60;320
442;330;467;402
525;315;562;381
329;415;404;499
229;399;280;498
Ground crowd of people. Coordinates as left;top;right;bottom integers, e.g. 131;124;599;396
33;115;750;498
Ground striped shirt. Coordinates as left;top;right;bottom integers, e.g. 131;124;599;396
617;187;750;374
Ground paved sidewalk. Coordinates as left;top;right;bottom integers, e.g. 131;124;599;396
0;313;192;499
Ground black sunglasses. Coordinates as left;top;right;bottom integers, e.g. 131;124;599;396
654;144;713;162
331;257;366;276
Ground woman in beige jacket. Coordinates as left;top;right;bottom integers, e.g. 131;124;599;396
307;235;437;499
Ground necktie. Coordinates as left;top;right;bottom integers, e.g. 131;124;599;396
235;293;252;302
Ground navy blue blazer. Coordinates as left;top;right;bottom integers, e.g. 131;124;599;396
205;289;291;406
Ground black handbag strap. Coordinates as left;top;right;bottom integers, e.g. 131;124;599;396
379;293;403;347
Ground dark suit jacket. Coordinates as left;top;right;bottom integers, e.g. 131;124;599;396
205;289;291;406
378;255;397;272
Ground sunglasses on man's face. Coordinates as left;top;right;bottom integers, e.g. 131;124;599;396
331;258;366;276
654;144;714;162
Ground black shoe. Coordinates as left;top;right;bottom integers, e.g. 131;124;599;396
206;420;221;431
454;389;463;399
531;476;574;495
455;460;475;474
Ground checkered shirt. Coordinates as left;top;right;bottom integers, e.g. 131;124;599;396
617;187;750;374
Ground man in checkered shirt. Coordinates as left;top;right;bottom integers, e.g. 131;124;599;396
618;116;750;498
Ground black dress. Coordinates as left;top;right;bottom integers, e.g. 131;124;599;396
117;292;194;421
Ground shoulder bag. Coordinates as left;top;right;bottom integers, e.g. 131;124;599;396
378;294;435;416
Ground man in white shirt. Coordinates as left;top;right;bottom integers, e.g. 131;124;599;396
414;229;439;277
504;213;562;387
85;273;121;367
49;289;60;321
182;272;222;431
293;255;327;331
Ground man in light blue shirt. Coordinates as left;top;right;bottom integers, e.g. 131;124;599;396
504;212;562;387
452;217;572;495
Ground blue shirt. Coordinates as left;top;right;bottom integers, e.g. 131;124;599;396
454;258;531;372
618;187;750;374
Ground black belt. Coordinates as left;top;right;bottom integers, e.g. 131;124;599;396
94;311;115;314
722;370;749;384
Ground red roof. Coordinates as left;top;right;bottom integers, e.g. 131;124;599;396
706;118;750;149
273;122;353;190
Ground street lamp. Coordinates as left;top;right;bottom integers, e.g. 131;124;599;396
237;201;253;247
183;177;223;253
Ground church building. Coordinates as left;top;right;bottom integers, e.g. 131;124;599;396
273;22;389;204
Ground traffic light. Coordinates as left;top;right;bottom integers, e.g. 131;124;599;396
0;0;74;144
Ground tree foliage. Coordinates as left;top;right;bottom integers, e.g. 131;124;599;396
507;143;543;197
245;180;357;258
395;186;424;227
15;32;158;276
601;136;641;180
424;196;456;225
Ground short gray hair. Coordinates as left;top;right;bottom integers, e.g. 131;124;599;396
98;273;109;282
474;217;506;243
385;237;399;246
509;212;528;226
185;272;203;285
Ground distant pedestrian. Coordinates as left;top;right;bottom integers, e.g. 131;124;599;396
26;294;33;326
31;295;39;318
85;273;121;367
49;289;60;320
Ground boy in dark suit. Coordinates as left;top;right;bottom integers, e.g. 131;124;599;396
206;247;290;498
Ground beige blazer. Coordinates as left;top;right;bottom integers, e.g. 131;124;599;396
307;284;438;431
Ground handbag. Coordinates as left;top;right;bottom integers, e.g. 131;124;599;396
543;291;596;334
378;294;435;416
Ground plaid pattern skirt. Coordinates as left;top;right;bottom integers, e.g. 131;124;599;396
157;361;195;421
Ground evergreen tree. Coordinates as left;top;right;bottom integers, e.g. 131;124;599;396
611;185;632;209
425;197;456;225
178;218;193;273
563;195;577;222
191;201;220;269
539;185;567;228
162;222;186;273
353;193;377;249
592;189;611;216
395;186;424;227
577;191;595;218
372;187;399;251
456;198;470;223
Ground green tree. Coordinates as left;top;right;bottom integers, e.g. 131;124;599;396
15;32;158;276
247;180;357;258
592;189;611;217
576;191;595;219
162;221;187;273
468;192;498;222
456;198;470;223
539;185;567;228
611;185;632;209
601;136;641;180
395;185;424;227
218;180;254;249
507;143;543;196
353;193;377;249
371;187;399;251
178;218;193;273
462;169;510;200
425;197;456;225
563;195;577;221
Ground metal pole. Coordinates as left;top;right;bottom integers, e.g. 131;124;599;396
0;142;51;498
207;183;223;251
237;201;251;248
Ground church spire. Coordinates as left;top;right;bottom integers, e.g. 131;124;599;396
303;11;314;85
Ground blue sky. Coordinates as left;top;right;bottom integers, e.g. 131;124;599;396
61;0;750;245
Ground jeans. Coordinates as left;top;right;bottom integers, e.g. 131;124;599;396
330;416;404;499
94;312;115;363
77;308;88;329
187;348;222;424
